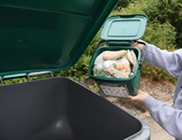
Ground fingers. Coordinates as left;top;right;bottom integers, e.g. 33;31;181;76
128;95;139;101
132;41;138;47
128;95;135;100
137;39;145;43
128;90;150;102
132;39;145;51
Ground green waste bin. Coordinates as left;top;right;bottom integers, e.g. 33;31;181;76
88;15;147;97
0;1;150;140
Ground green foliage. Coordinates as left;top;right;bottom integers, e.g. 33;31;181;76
143;22;176;49
142;0;182;48
1;78;27;85
114;0;136;11
142;0;181;24
114;0;145;14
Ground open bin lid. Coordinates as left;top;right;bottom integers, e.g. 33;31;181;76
0;0;118;77
100;14;147;42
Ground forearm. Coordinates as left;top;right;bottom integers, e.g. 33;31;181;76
144;96;182;139
142;43;182;77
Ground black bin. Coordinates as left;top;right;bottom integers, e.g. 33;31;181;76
0;78;150;140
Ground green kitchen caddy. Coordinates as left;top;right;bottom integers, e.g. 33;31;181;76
88;14;147;97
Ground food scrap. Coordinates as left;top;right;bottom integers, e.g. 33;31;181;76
93;49;137;78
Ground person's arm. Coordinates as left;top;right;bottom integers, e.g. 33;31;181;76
144;95;182;139
133;40;182;77
128;90;182;139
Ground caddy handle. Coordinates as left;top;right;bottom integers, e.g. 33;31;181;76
96;40;106;49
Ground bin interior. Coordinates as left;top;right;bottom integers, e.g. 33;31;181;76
0;78;142;140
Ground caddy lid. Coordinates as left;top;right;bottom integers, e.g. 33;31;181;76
0;0;118;77
100;14;147;41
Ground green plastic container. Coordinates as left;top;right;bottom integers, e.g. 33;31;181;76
0;0;118;77
0;1;151;140
88;14;147;97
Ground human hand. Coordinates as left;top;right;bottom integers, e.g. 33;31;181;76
128;90;150;103
132;39;145;51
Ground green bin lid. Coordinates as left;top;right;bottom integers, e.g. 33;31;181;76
0;0;118;77
100;14;147;41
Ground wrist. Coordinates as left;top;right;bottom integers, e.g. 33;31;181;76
142;94;150;102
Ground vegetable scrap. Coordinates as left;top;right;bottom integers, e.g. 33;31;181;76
93;49;137;78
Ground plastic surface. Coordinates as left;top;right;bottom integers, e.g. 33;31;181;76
0;78;150;140
0;0;118;76
100;15;147;42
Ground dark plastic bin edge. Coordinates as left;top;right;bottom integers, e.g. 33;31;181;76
125;120;151;140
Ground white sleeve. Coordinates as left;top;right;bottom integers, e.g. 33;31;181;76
144;96;182;139
142;43;182;77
